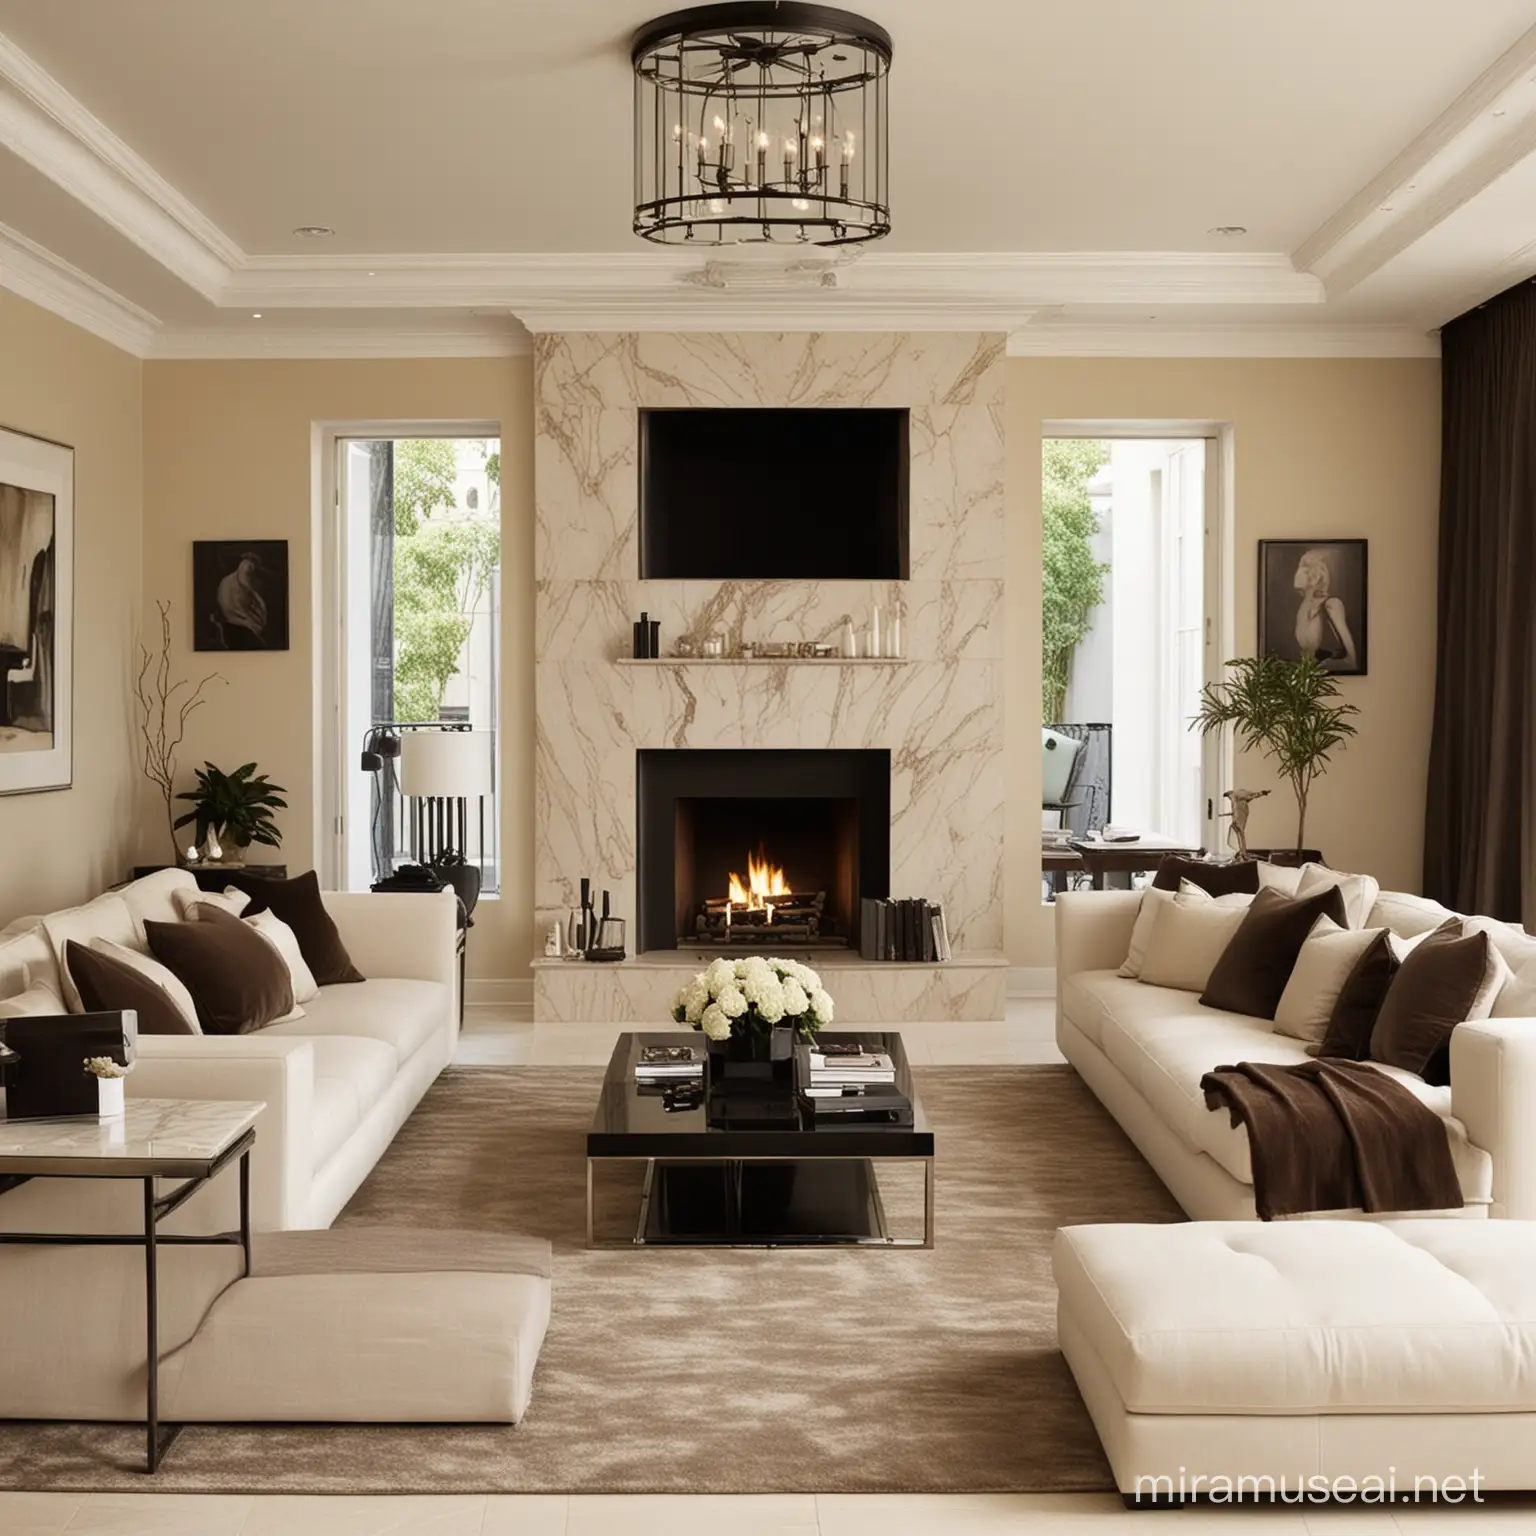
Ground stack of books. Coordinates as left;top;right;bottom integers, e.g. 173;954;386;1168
634;1042;706;1083
803;1041;897;1097
858;897;952;962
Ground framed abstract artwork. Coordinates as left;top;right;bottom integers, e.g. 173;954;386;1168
192;540;290;651
0;425;73;795
1258;538;1368;677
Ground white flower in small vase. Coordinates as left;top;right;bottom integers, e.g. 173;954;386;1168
84;1055;130;1119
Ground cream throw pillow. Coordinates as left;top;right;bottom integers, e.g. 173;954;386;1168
1273;916;1385;1044
89;939;203;1035
1119;888;1180;979
174;886;252;920
1138;891;1250;993
243;910;320;1004
1256;862;1304;896
1295;863;1381;929
42;895;143;1011
0;976;67;1018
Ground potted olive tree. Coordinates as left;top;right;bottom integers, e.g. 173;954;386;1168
1191;655;1358;859
174;761;287;864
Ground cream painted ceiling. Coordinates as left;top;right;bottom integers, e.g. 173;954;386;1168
0;0;1534;353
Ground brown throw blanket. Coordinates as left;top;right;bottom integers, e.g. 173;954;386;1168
1201;1059;1463;1220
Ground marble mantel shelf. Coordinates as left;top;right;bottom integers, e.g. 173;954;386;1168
615;656;912;667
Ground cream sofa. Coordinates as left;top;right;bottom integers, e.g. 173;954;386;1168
0;868;460;1232
1055;886;1536;1221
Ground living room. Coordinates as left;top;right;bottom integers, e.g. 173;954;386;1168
0;1;1533;1532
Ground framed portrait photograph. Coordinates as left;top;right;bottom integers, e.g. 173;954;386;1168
1258;539;1368;676
0;425;73;795
193;540;290;651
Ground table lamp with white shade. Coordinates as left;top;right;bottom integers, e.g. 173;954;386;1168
398;728;493;918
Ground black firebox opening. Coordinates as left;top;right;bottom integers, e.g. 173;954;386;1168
637;749;891;953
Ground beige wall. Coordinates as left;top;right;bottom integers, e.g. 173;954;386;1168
0;294;143;922
1006;357;1442;967
141;357;535;981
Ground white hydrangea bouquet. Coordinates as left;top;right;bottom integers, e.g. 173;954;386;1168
672;955;834;1042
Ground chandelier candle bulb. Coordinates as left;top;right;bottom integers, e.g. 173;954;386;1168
757;131;768;185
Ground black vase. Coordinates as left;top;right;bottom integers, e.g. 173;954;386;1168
708;1026;794;1082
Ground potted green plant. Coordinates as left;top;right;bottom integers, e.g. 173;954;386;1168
1191;655;1359;857
174;761;287;864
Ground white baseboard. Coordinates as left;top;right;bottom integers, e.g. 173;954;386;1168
1008;967;1056;1000
465;977;534;1016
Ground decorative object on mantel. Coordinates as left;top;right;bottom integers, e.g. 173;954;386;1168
702;634;726;658
886;611;903;659
865;603;882;659
842;615;858;658
632;612;653;659
0;425;74;797
1222;787;1270;860
673;955;833;1082
630;3;892;247
1192;654;1359;854
588;889;628;962
174;760;287;865
135;600;226;859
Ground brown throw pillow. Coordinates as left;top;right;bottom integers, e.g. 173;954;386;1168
1199;884;1349;1019
1315;931;1399;1061
66;942;197;1036
145;906;295;1035
1152;855;1260;898
223;870;363;986
1370;925;1496;1087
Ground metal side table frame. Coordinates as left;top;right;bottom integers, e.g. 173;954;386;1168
0;1124;255;1473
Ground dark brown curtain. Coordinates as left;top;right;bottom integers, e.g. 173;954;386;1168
1424;280;1536;924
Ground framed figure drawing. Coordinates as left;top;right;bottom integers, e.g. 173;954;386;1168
0;426;73;795
193;540;289;651
1258;539;1367;676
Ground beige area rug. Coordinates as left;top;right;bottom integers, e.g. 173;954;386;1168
0;1064;1181;1493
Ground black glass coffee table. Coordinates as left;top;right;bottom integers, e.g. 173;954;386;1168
587;1031;934;1249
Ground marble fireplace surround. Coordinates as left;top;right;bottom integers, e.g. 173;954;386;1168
534;332;1005;1021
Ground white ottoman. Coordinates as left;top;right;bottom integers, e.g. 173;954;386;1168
162;1228;552;1424
1055;1220;1536;1500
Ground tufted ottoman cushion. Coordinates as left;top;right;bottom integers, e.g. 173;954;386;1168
1054;1219;1536;1415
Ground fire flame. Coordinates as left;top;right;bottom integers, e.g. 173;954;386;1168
727;847;791;909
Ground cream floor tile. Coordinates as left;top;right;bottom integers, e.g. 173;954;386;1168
61;1492;252;1535
455;1015;536;1066
238;1493;489;1536
564;1494;816;1536
0;1492;87;1536
478;1494;573;1535
1390;1501;1536;1530
816;1492;1162;1533
528;1022;629;1066
923;1023;1066;1066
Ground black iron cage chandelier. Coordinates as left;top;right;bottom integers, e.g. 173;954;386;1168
632;2;892;246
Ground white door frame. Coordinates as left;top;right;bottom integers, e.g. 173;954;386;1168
316;420;501;890
1041;420;1234;856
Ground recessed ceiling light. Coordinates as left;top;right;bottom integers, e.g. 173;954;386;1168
292;225;334;238
1208;225;1247;236
367;270;377;277
1380;204;1394;212
1493;108;1508;117
251;312;263;319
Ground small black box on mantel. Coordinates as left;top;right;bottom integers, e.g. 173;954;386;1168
0;1010;137;1120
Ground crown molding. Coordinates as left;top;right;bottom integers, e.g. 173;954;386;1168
229;249;1324;314
0;32;238;300
1294;23;1536;296
0;221;159;355
148;326;532;360
1006;323;1440;358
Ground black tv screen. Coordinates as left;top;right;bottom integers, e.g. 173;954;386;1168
639;408;909;579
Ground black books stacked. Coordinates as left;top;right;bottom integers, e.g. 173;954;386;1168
634;1041;706;1083
859;898;952;962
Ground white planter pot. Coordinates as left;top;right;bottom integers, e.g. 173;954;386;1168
97;1076;125;1119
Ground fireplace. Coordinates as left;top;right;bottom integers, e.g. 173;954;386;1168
637;749;891;953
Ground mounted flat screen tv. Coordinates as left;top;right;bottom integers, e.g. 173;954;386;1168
639;408;909;579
